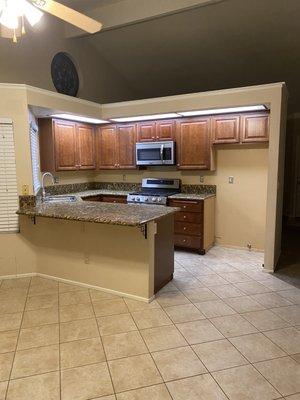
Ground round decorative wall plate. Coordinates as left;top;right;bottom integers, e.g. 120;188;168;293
51;52;79;97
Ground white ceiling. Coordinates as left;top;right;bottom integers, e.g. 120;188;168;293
60;0;125;11
83;0;300;111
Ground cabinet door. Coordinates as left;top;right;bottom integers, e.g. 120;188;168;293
156;120;175;141
97;125;118;169
137;122;156;142
177;118;211;169
212;115;240;144
54;120;77;171
77;124;96;170
241;113;269;143
117;124;137;169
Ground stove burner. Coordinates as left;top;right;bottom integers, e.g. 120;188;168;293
127;178;181;205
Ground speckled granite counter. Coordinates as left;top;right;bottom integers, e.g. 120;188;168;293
17;201;178;227
169;193;216;201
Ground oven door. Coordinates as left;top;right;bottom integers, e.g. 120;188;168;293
136;141;175;165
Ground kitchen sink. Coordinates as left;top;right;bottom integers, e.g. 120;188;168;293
42;195;77;204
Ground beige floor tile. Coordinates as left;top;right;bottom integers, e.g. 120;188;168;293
193;339;248;372
152;346;207;381
0;296;26;314
210;314;258;338
198;274;228;286
278;289;300;305
94;396;116;400
158;282;179;293
103;331;148;360
108;354;162;392
0;330;18;353
98;314;137;336
17;324;59;350
164;304;205;323
0;278;30;290
213;364;280;399
92;299;129;317
58;282;86;293
0;381;7;400
271;306;300;325
0;352;14;382
22;307;58;328
243;310;290;331
131;309;172;329
167;374;228;400
182;287;218;303
251;293;293;308
60;318;99;343
59;303;94;323
140;325;187;352
194;299;236;318
116;384;171;399
285;394;300;400
60;337;105;369
59;290;91;306
259;279;293;292
222;271;253;283
176;319;224;345
26;293;58;311
209;284;245;299
61;362;113;400
6;372;60;400
225;296;265;313
124;298;161;312
0;313;22;332
156;292;190;308
291;353;300;363
255;356;300;397
28;280;58;296
230;333;286;362
89;289;119;301
234;281;272;295
263;327;300;354
11;345;59;379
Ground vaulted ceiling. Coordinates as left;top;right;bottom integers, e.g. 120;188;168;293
71;0;300;112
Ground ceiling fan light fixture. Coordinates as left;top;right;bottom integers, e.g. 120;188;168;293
23;1;43;26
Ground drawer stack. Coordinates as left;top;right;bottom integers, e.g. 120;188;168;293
168;199;205;254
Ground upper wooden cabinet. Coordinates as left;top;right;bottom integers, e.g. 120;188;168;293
176;118;211;170
97;124;137;170
241;112;269;143
137;120;175;142
39;119;96;172
212;115;240;144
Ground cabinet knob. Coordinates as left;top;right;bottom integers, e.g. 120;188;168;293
177;164;180;167
182;239;187;243
183;205;187;209
152;137;155;140
183;215;187;219
183;227;187;230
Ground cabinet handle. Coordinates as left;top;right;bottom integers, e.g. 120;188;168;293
152;136;155;140
183;215;187;219
182;239;187;243
177;164;180;167
183;227;187;230
183;205;187;209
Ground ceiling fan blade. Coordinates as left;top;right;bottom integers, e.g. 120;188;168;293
32;0;102;33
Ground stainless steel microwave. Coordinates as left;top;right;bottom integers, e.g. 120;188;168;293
136;141;175;166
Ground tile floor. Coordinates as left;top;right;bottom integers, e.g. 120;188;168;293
0;246;299;399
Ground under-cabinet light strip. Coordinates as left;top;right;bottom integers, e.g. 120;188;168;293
177;105;268;117
110;113;180;122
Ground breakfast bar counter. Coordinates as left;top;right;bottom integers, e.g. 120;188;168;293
18;200;178;302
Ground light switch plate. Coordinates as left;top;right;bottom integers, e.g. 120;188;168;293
229;176;234;184
199;176;205;183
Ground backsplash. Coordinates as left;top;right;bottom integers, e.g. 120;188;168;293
181;184;216;195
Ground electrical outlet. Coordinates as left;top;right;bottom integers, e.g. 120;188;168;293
228;176;234;184
122;174;126;182
22;185;29;195
54;176;59;184
199;176;205;183
84;253;90;264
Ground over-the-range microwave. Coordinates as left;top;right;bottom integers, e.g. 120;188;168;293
136;141;175;166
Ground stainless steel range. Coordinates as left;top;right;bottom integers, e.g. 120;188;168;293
127;178;181;205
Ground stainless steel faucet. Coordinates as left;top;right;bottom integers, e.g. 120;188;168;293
41;172;55;198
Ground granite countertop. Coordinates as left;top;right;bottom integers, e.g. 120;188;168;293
17;201;179;227
168;193;216;200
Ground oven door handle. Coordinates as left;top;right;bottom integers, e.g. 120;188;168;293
160;144;164;163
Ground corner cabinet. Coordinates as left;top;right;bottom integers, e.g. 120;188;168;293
176;118;212;170
241;113;269;143
97;124;137;170
39;119;96;172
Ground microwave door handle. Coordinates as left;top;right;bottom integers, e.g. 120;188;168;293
160;144;164;163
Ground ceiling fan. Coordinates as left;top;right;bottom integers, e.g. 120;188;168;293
0;0;102;42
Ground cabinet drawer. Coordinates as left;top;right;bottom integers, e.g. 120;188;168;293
169;199;203;212
175;211;203;224
102;196;127;204
82;195;102;202
175;222;202;236
174;234;202;249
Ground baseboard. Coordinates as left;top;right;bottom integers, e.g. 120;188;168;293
0;272;154;303
214;244;264;253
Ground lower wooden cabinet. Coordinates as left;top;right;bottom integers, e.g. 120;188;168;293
168;197;215;254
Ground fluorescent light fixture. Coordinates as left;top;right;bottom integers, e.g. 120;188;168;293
110;113;180;122
51;114;109;124
178;105;268;117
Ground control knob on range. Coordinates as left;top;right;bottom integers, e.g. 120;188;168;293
136;197;140;202
145;198;149;202
152;197;157;202
157;198;162;203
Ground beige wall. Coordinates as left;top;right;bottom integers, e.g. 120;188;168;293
0;18;134;103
